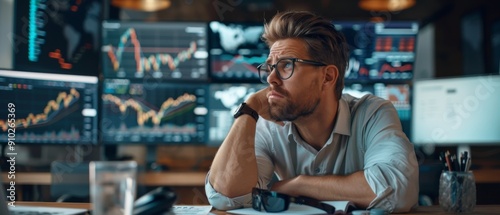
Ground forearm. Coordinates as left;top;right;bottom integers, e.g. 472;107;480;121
209;115;259;197
272;171;376;208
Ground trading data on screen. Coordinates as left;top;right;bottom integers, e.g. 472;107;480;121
101;79;208;144
207;83;266;145
335;21;418;81
209;21;268;82
13;0;102;75
0;70;99;144
102;21;208;81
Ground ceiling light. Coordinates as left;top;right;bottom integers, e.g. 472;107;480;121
111;0;171;12
359;0;415;11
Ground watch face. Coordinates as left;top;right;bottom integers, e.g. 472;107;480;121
234;103;244;116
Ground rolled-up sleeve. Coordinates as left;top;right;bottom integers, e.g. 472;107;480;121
361;100;419;213
204;172;252;210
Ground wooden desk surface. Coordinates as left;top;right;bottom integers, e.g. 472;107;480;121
3;169;500;186
2;171;207;186
14;203;500;214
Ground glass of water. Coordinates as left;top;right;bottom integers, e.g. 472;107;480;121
90;161;137;215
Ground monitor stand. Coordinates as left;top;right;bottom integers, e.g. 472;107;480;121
145;145;168;172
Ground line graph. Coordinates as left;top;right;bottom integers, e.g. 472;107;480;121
102;93;196;126
101;80;208;144
102;22;208;81
211;54;266;80
0;88;80;131
0;87;94;143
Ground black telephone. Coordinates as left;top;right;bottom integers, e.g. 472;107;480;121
134;186;177;215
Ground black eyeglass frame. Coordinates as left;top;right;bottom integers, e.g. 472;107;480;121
257;58;327;84
251;187;336;213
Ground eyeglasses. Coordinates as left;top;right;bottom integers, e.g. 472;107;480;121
257;58;327;84
251;188;336;213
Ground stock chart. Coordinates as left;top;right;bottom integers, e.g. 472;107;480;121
0;71;99;144
209;21;268;82
13;0;101;75
101;79;208;144
102;21;208;81
335;21;418;80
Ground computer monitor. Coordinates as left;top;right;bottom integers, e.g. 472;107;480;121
101;21;208;81
0;70;99;144
100;79;208;144
12;0;102;76
207;83;266;146
412;75;500;147
334;21;419;81
343;82;412;137
209;21;268;82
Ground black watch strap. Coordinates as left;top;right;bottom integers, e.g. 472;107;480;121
234;103;259;121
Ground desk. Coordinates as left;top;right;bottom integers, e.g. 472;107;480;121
15;203;500;214
17;201;91;210
2;171;207;186
397;205;500;214
4;169;500;186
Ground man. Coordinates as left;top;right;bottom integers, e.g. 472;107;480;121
205;11;419;213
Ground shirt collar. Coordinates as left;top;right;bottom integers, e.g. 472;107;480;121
333;97;351;136
285;97;352;140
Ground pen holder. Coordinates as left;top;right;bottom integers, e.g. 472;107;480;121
438;171;476;213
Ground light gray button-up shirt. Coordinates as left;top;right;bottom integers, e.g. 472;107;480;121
205;94;419;213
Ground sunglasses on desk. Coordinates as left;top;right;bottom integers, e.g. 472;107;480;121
251;188;336;213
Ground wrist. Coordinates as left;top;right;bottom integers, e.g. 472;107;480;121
234;102;259;121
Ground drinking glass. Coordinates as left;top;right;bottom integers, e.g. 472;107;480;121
90;161;138;215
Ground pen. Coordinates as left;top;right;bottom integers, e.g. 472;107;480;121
452;155;460;172
461;152;468;172
445;151;452;171
465;157;471;172
439;152;447;171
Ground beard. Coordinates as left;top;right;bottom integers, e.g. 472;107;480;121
268;87;320;122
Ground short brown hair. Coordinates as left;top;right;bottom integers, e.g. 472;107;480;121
262;11;349;100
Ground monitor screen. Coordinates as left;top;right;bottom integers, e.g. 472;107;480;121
334;21;418;81
0;70;99;144
207;83;266;146
209;21;268;82
13;0;102;75
343;82;411;137
412;75;500;145
101;21;208;81
101;79;208;144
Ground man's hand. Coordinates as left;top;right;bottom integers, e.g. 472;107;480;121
246;87;284;126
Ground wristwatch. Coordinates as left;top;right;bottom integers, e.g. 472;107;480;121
233;102;259;121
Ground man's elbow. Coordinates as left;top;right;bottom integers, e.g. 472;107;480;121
391;187;419;213
208;197;241;211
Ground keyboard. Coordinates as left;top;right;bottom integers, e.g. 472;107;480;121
9;206;88;215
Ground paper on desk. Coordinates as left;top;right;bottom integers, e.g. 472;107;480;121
227;203;325;215
170;205;213;215
227;201;351;215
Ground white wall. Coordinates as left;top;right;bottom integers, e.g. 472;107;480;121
0;0;14;69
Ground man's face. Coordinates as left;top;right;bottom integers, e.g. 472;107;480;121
265;38;324;122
